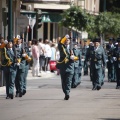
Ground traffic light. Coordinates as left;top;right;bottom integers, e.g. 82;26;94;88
36;9;42;29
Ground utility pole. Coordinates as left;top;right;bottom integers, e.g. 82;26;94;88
103;0;106;11
8;0;13;41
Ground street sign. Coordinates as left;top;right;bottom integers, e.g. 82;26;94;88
17;15;29;28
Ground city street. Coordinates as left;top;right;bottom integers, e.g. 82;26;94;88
0;70;120;120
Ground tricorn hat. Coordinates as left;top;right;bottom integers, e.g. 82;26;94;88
109;37;114;41
93;38;100;42
117;38;120;42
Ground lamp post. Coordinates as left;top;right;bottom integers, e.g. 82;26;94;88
103;0;106;12
8;0;13;41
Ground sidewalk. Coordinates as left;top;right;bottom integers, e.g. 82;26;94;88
0;70;57;94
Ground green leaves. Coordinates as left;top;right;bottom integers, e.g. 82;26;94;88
60;6;120;38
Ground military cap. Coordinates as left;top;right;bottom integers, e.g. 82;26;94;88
109;37;114;41
93;38;100;42
117;38;120;42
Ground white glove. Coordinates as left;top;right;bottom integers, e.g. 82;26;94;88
87;61;90;66
106;59;109;62
0;43;1;46
4;40;8;44
70;55;74;60
22;53;27;57
17;63;20;66
65;34;69;39
113;57;117;61
81;59;85;61
29;48;31;51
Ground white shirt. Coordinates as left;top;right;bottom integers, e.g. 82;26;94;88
44;44;52;58
38;42;45;55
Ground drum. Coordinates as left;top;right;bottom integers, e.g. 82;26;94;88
49;60;57;71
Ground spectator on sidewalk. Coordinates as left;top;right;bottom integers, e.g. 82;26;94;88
50;43;56;73
56;47;60;75
38;38;45;73
32;40;40;77
44;39;52;72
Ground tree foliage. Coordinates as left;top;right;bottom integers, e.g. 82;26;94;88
60;6;120;39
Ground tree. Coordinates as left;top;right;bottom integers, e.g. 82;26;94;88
60;6;88;31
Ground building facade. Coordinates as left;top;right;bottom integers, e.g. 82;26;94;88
0;0;100;41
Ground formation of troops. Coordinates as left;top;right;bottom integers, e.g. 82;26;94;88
0;36;32;99
57;35;120;100
0;34;120;100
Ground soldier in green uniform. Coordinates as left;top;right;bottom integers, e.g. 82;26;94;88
106;38;116;82
15;38;26;97
71;42;82;88
22;42;32;95
86;38;106;90
82;40;89;75
56;35;78;100
113;38;120;89
4;41;17;99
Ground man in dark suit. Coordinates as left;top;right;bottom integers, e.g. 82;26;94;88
113;38;120;89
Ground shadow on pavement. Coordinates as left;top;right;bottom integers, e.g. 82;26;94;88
99;118;120;120
19;99;62;101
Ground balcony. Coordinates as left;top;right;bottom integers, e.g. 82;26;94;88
22;0;71;3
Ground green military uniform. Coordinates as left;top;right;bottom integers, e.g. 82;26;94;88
22;44;32;95
15;43;26;97
72;44;82;88
113;38;120;89
106;38;116;82
56;37;74;100
82;42;89;75
86;38;106;90
3;43;17;99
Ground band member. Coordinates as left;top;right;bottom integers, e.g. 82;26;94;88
86;38;106;90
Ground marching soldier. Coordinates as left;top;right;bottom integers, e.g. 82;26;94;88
113;38;120;89
22;42;32;95
4;41;17;99
71;42;82;88
106;38;116;82
15;38;26;97
82;39;89;75
56;35;78;100
86;38;106;90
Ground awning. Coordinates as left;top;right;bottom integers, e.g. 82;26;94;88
41;13;62;22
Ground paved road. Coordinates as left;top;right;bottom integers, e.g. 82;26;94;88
0;70;120;120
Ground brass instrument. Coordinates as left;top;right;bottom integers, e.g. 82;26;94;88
0;47;12;66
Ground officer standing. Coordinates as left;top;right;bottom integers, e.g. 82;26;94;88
71;42;82;88
82;39;89;75
56;35;78;100
113;38;120;89
106;38;116;82
86;38;106;90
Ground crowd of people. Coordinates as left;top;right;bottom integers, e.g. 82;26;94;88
0;35;120;101
57;35;120;100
